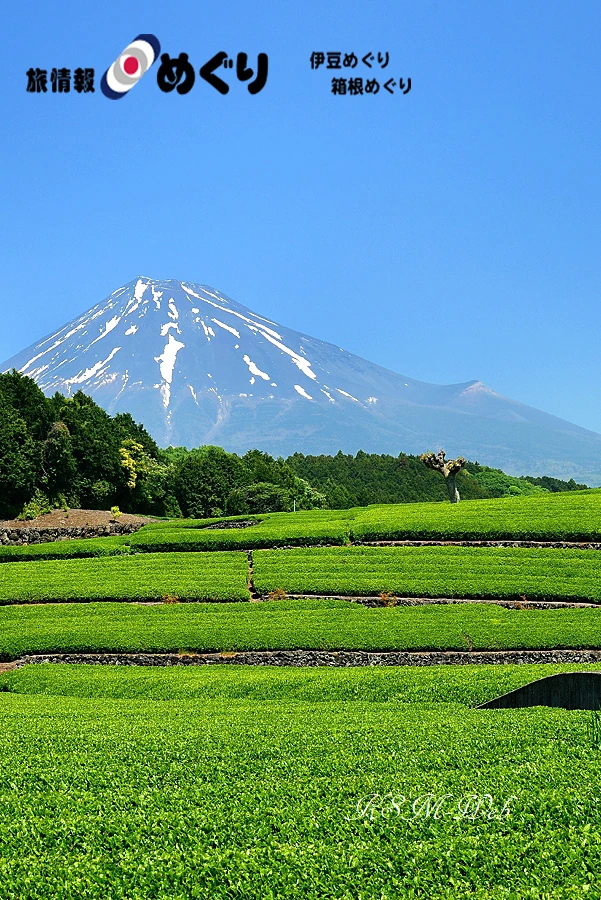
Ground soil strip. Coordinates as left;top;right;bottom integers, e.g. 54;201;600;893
5;648;601;669
278;594;601;609
355;540;601;549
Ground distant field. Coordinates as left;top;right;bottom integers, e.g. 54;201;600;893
136;490;601;544
254;545;601;602
350;489;601;542
1;490;601;563
0;665;600;898
2;599;601;659
129;514;350;551
0;552;249;605
0;535;128;563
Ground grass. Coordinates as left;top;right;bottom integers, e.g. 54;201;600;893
5;660;601;705
2;599;601;659
254;545;601;602
1;665;601;897
0;552;249;605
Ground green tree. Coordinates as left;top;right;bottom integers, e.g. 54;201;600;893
114;412;159;458
52;392;126;506
175;446;247;518
142;461;182;517
119;439;153;491
0;404;39;517
159;446;191;467
226;482;292;515
41;421;77;499
120;439;181;516
322;477;353;510
0;370;53;440
242;449;294;490
291;476;327;510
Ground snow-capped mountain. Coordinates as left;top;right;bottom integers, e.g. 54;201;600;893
3;276;601;483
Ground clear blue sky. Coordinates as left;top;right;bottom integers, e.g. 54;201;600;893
2;1;600;431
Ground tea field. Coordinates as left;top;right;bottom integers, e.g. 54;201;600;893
0;551;249;604
2;490;601;897
1;665;601;898
2;488;601;564
3;543;601;606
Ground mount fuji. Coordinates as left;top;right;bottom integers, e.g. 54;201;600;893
3;276;601;483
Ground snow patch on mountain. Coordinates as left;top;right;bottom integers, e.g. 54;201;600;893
151;285;163;309
257;330;317;380
336;388;359;402
294;384;313;400
91;315;121;346
243;355;270;381
65;347;121;388
461;380;501;397
154;333;185;409
21;323;87;373
212;318;240;338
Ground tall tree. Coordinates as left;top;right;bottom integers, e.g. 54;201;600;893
175;446;247;518
0;403;39;516
0;370;53;440
420;449;467;503
41;421;77;498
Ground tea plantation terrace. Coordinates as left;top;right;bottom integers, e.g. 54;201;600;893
3;490;601;898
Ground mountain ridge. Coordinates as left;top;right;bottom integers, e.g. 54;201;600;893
3;276;600;483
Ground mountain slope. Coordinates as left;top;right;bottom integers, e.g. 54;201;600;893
3;276;600;483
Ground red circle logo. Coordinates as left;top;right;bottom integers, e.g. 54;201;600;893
123;56;139;75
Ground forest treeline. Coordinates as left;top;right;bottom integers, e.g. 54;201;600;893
286;452;588;508
0;371;588;519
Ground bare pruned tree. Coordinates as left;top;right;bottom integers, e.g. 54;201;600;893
420;449;467;503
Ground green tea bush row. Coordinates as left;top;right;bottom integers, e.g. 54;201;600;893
0;552;249;605
141;514;267;530
0;536;129;564
0;682;600;897
1;598;601;659
5;660;601;707
254;545;601;602
350;490;601;542
130;519;349;552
